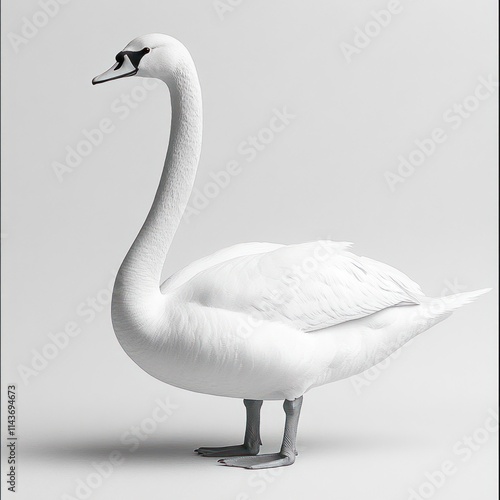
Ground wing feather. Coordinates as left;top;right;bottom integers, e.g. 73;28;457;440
170;241;423;332
161;242;283;292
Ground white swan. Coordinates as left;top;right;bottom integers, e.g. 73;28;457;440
92;33;489;469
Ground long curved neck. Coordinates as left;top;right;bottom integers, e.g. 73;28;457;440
114;57;202;310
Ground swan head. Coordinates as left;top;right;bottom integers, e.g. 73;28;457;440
92;34;189;85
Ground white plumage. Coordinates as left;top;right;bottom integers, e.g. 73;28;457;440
93;33;489;469
120;238;485;401
167;241;423;330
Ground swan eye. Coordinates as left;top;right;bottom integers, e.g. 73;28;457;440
144;47;151;53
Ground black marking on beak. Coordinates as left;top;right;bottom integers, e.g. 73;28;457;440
92;47;151;85
115;47;151;70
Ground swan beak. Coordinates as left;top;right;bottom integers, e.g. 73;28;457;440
92;55;137;85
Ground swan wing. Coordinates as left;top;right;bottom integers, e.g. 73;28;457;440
161;242;284;292
170;241;424;332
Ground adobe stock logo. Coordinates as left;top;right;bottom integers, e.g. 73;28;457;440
52;79;160;182
385;74;498;192
7;0;73;53
407;408;498;500
213;0;244;21
339;0;404;63
182;107;296;223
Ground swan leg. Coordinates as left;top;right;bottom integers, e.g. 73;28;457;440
218;396;303;469
195;399;263;457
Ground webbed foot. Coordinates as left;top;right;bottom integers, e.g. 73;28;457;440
195;444;258;457
218;453;295;469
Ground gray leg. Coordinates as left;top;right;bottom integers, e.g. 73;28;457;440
218;396;303;469
195;399;263;457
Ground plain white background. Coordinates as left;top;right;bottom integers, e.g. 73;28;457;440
1;1;498;499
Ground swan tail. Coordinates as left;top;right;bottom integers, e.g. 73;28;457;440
440;288;491;310
416;288;491;330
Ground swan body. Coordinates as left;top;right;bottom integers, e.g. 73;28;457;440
93;34;489;468
117;239;483;402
